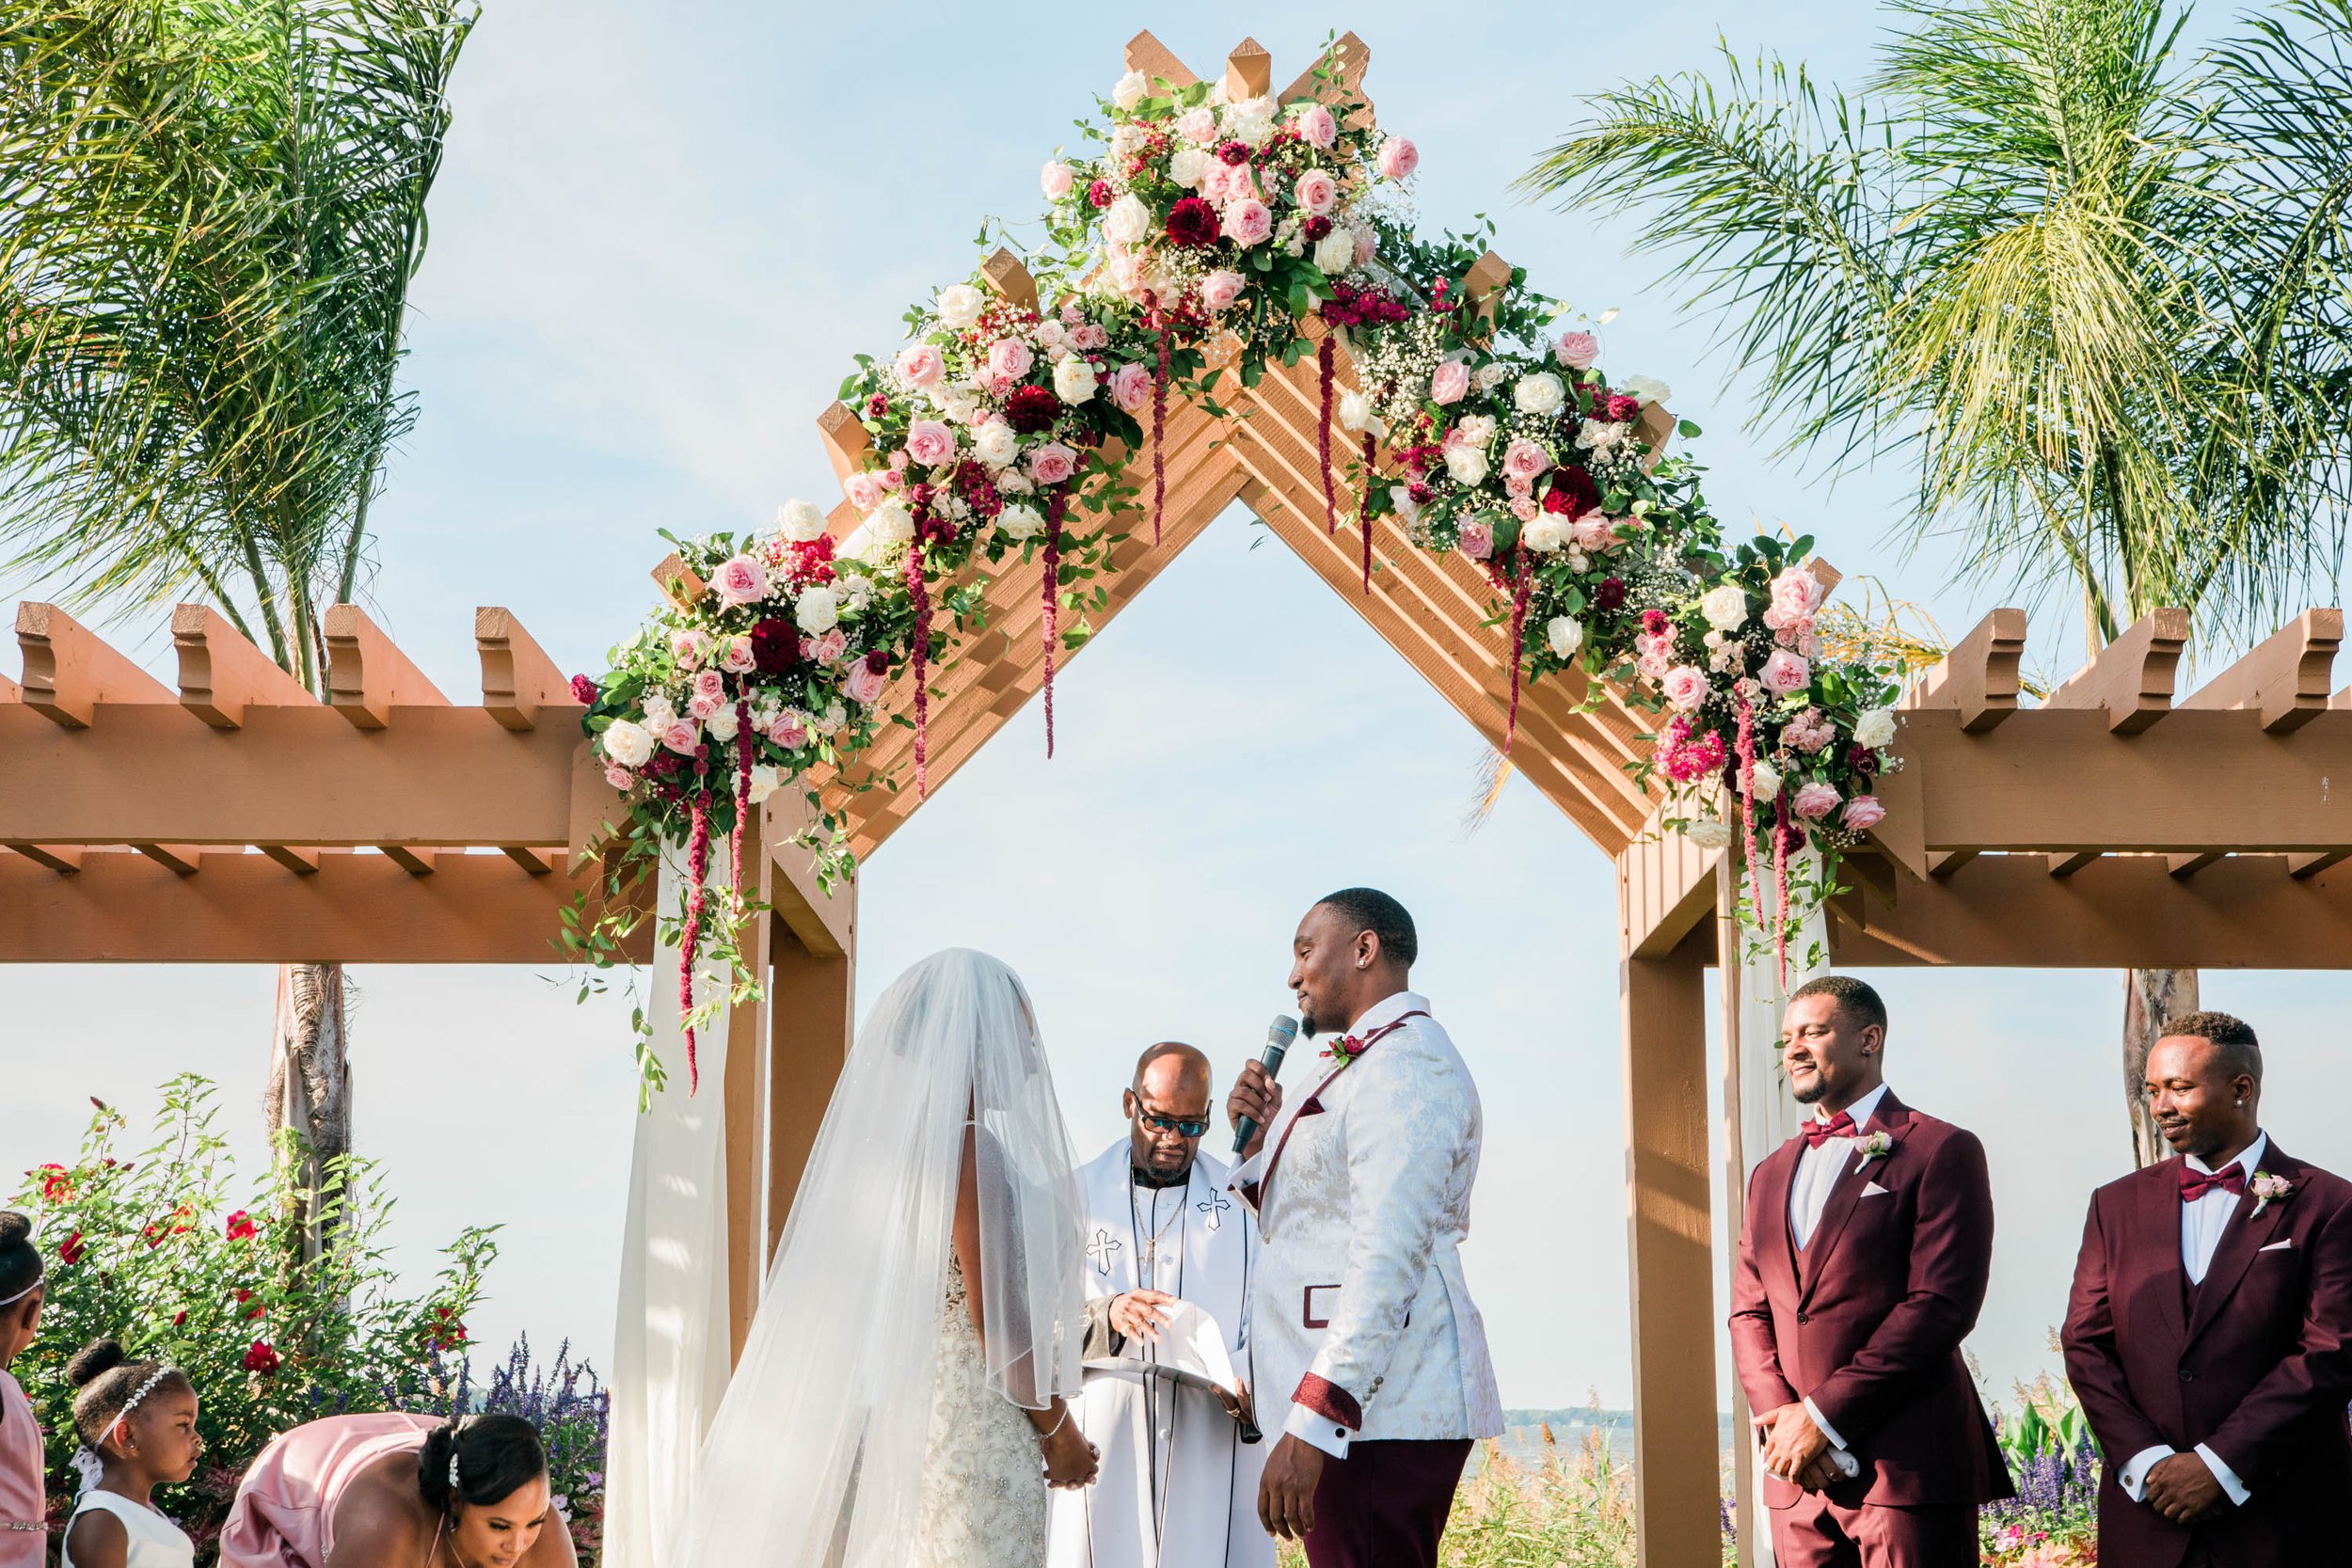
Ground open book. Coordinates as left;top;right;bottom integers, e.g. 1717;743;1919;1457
1084;1298;1260;1440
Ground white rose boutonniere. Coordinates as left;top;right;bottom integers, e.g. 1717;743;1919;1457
2252;1170;2293;1215
1855;1131;1894;1169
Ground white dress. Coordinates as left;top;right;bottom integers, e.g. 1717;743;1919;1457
913;1252;1048;1567
62;1491;196;1568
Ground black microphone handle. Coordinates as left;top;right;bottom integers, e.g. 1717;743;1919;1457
1232;1040;1290;1155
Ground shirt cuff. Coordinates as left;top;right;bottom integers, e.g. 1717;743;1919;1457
2119;1445;2175;1502
1284;1399;1352;1459
1803;1397;1849;1452
1286;1372;1362;1460
2196;1443;2250;1507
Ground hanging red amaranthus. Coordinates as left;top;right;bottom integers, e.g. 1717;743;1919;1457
729;697;754;920
1358;432;1377;594
1734;692;1760;911
1148;292;1170;545
1772;793;1794;988
1504;545;1533;752
1040;488;1068;758
1317;335;1338;534
679;785;711;1094
906;539;931;799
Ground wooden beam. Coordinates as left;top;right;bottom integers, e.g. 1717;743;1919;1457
476;607;573;732
762;794;853;957
258;844;321;875
1907;608;2026;732
324;605;450;729
1928;849;1977;877
2048;850;2102;877
172;605;314;727
1618;823;1724;958
2179;609;2342;734
1461;251;1513;337
1222;37;1271;102
2290;850;2349;879
0;848;643;963
501;845;557;875
5;843;81;874
766;897;856;1262
131;843;201;875
379;844;437;876
2168;851;2224;878
1279;29;1370;109
1123;29;1198;90
650;551;708;611
815;402;873;488
725;844;777;1364
14;602;174;727
979;247;1037;314
2042;607;2188;733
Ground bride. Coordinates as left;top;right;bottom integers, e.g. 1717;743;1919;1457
660;948;1098;1568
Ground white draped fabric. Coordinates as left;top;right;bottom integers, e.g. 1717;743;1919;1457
606;847;739;1568
1048;1143;1272;1568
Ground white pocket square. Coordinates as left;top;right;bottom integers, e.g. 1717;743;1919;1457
2259;1240;2295;1252
1862;1180;1891;1196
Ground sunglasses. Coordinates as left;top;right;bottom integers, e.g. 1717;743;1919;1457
1137;1112;1211;1138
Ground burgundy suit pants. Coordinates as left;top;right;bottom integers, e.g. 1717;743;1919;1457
1770;1494;1979;1568
1301;1438;1474;1568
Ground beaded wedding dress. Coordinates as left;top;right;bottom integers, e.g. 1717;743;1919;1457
912;1253;1049;1567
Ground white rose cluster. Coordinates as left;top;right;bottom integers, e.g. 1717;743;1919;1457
936;284;984;330
1514;372;1565;417
1854;707;1899;749
776;498;828;543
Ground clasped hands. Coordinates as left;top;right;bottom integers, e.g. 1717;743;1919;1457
2140;1452;2227;1525
1756;1402;1844;1492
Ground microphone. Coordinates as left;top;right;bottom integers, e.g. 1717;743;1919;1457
1233;1014;1300;1155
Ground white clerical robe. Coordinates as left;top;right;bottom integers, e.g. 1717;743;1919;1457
1046;1142;1274;1568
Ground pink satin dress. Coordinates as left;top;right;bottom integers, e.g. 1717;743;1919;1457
0;1370;46;1568
215;1413;443;1568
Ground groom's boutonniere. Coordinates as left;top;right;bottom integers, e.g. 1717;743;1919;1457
2252;1170;2293;1216
1855;1131;1894;1170
1320;1034;1367;1064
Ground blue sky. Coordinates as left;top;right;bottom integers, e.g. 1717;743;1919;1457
8;1;2347;1414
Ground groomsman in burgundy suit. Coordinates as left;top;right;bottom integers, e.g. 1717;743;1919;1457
2062;1010;2352;1567
1728;975;2012;1566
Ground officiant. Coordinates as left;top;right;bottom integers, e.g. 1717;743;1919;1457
1047;1042;1274;1568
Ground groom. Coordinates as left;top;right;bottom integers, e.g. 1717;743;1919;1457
1224;888;1502;1568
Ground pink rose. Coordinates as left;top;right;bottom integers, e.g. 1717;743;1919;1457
809;628;848;666
1791;781;1842;820
1073;323;1108;352
1572;513;1618;552
1759;648;1812;696
1376;136;1419;180
1509;496;1537;523
1178;106;1217;143
987;339;1034;383
905;420;957;467
1106;245;1148;299
1110;361;1152;414
879;464;905;491
1661;665;1711;711
1028;442;1078;485
1294;168;1339;216
1840;794;1887;833
895;342;945;388
1200;269;1246;312
669;629;709;667
1784;709;1836;753
1296;103;1338;149
1041;161;1074;199
1430;360;1470;404
603;763;635;790
1555;330;1599;370
1222;198;1274;247
1354;229;1377;268
714;552;770;610
719;635;756;674
1502;438;1550;482
768;711;809;750
844;471;882;511
1770;564;1826;620
660;718;701;755
844;659;889;705
1457;520;1493;561
689;667;726;712
1503;473;1534;501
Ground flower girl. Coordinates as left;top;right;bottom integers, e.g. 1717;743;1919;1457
0;1214;46;1568
59;1340;199;1568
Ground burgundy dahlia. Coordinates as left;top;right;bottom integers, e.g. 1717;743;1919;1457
866;392;889;418
568;673;599;705
750;618;800;674
1304;215;1333;242
1605;393;1642;422
865;648;891;675
1217;140;1250;166
1594;578;1628;613
1006;385;1060;434
1166;197;1220;247
1542;466;1599;515
1088;179;1114;209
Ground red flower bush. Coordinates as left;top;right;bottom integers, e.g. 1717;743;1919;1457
243;1340;279;1374
56;1230;84;1265
224;1209;256;1241
34;1164;71;1202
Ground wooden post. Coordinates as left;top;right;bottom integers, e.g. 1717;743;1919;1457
723;832;776;1364
765;879;857;1261
1620;918;1722;1568
1716;859;1758;1568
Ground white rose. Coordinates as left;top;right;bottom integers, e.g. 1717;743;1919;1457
972;420;1019;468
940;388;982;425
1313;228;1356;277
704;704;739;743
1112;69;1149;109
1454;413;1497;451
1053;355;1098;404
866;498;914;547
641;692;675;731
1749;760;1784;800
817;702;848;736
794;585;840;634
1443;443;1489;486
1473;362;1510;394
995;468;1035;496
1622;374;1673;405
1854;707;1899;750
601;719;655;768
1685;817;1733;850
839;574;877;612
1169;148;1208;188
997;501;1045;543
1522;513;1568;552
1514;372;1566;416
1700;584;1749;632
1224;98;1275;147
776;498;827;543
1336;389;1387;439
1104;194;1151;246
747;762;787;807
1546;615;1584;658
1577;420;1627;454
936;283;984;330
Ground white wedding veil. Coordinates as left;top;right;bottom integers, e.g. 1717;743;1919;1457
657;947;1086;1568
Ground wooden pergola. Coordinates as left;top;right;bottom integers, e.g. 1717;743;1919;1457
7;30;2350;1566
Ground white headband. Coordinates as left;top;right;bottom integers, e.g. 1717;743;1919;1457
103;1364;177;1447
0;1271;40;1307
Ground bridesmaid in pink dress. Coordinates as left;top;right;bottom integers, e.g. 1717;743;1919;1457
0;1213;49;1568
218;1412;574;1568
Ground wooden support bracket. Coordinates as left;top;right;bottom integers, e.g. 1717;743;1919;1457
2290;849;2349;879
816;402;874;488
2043;608;2188;733
15;602;174;727
324;605;450;730
2180;609;2342;734
379;844;437;876
2168;851;2224;878
1123;30;1199;91
132;843;202;876
1223;38;1272;102
1908;608;2026;732
5;843;82;874
172;604;314;727
2048;850;2102;877
476;607;572;732
1462;251;1513;339
1279;30;1371;115
980;248;1038;314
260;844;322;875
650;552;709;611
502;845;557;876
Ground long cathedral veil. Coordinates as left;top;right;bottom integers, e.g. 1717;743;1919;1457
657;948;1086;1567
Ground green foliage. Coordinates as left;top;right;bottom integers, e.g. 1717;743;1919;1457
10;1076;493;1550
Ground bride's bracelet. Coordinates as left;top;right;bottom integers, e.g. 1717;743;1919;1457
1038;1404;1070;1443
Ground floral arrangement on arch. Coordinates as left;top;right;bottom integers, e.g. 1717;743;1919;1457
572;38;1913;1088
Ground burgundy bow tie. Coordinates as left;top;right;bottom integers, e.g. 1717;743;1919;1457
2180;1164;2248;1203
1801;1112;1859;1148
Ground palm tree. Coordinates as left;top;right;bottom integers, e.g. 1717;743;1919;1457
1521;0;2352;1164
0;0;478;1246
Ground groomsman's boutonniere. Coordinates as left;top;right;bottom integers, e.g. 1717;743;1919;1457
1320;1034;1368;1064
1855;1131;1894;1170
2252;1170;2293;1216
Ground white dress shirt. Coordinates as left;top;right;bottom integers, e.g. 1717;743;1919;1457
1785;1084;1891;1469
2117;1132;2268;1511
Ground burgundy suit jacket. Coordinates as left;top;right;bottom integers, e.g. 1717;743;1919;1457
2061;1144;2352;1568
1728;1092;2011;1509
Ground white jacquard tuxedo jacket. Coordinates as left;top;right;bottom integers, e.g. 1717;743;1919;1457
1229;990;1503;1458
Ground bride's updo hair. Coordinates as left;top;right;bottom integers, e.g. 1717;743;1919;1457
418;1414;547;1514
65;1338;192;1447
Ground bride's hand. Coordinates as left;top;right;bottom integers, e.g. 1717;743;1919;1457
1041;1419;1099;1490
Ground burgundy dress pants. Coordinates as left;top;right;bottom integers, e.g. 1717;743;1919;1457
1301;1437;1474;1568
1769;1494;1979;1568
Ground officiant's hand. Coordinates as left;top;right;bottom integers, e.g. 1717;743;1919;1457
1258;1433;1324;1540
1228;1062;1284;1162
1110;1289;1178;1345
